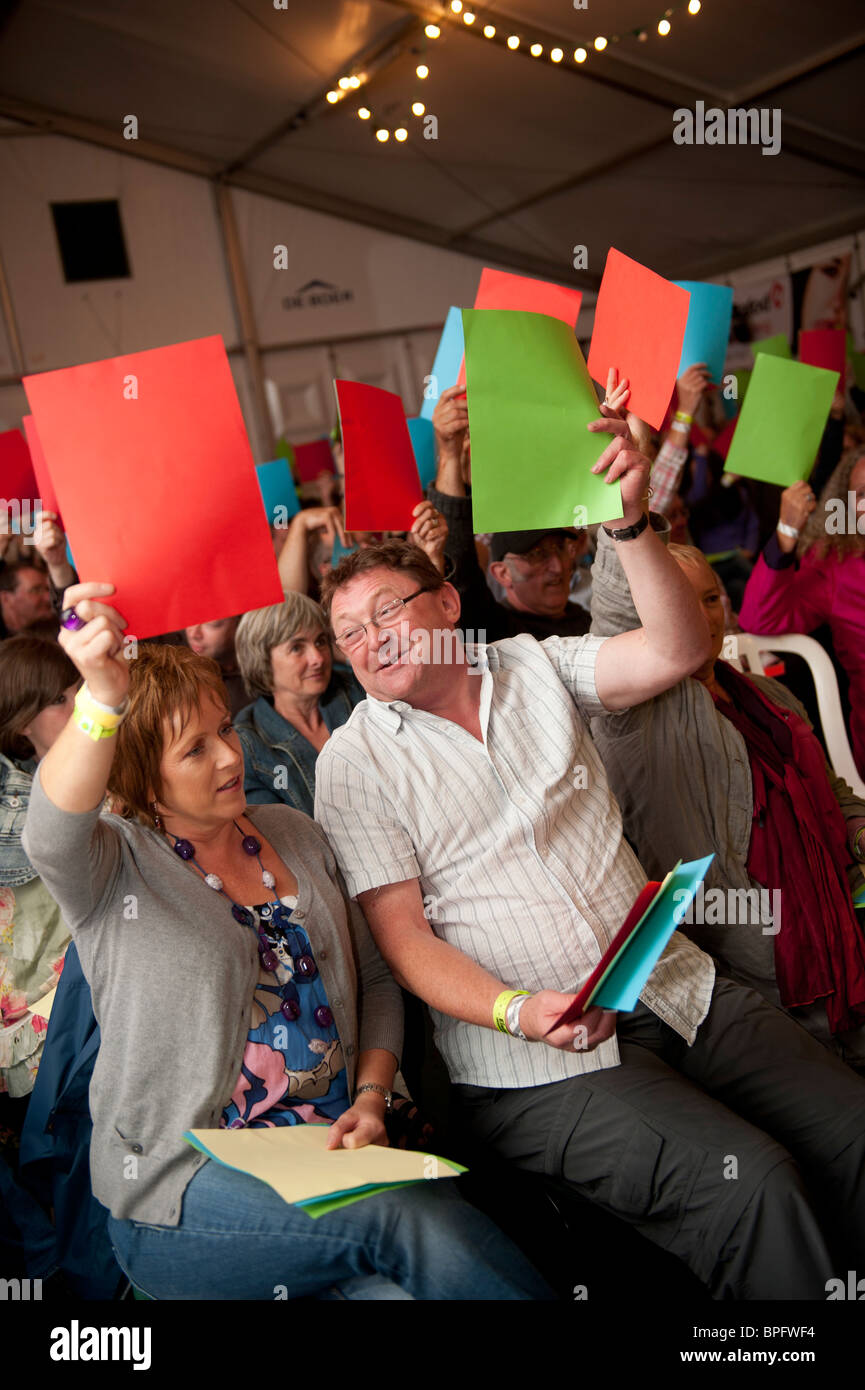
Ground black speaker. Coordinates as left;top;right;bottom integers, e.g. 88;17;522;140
50;200;131;283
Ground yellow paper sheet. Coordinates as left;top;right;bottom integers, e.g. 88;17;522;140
185;1125;461;1205
29;985;57;1023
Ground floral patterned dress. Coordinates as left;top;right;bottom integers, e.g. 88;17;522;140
0;876;69;1097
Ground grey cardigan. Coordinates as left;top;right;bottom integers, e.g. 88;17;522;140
22;768;403;1227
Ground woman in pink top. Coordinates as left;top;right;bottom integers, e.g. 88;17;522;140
739;448;865;778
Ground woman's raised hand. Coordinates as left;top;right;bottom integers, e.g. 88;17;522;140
777;481;816;552
59;581;129;707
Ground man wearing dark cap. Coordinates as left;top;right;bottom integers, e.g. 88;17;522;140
428;386;590;641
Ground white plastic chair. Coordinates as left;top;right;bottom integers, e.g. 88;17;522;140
732;631;865;798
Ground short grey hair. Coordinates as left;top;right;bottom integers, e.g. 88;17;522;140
235;592;330;699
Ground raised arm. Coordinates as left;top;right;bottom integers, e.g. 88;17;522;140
587;428;712;711
738;482;825;636
277;506;348;596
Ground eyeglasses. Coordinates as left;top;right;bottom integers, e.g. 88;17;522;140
334;586;431;652
509;536;581;568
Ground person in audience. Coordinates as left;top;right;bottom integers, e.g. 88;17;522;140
234;593;363;815
312;424;865;1300
0;636;77;1107
278;501;448;599
0;563;55;640
739;448;865;779
589;524;865;1068
429;385;590;639
184;616;249;718
22;588;551;1301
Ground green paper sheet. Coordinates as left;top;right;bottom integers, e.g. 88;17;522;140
462;309;621;531
724;354;839;488
752;333;791;361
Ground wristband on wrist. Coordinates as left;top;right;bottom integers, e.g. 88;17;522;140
602;511;650;543
674;410;693;424
73;684;128;741
670;420;690;435
493;989;529;1035
505;992;532;1041
776;521;800;540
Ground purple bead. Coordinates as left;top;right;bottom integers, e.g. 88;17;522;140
241;835;261;856
281;998;301;1022
260;949;278;973
232;905;254;927
228;1118;245;1129
313;1005;333;1028
173;839;195;861
296;955;317;980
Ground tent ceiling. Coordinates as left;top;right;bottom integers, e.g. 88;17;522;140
0;0;863;286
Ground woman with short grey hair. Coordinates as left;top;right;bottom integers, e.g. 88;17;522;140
234;593;363;815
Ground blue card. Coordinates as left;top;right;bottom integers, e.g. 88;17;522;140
674;281;734;386
407;416;437;489
420;307;465;420
854;877;865;910
331;534;358;565
256;458;300;528
592;854;714;1011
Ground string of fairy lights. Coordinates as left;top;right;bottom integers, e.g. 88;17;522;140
325;1;705;145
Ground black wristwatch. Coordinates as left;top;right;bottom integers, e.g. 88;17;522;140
602;512;649;542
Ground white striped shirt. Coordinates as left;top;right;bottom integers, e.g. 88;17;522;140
314;632;715;1089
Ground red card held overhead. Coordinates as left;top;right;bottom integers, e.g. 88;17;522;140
0;428;37;505
799;329;846;378
336;380;423;532
588;248;691;432
23;335;283;639
22;415;61;521
293;439;335;483
457;267;584;387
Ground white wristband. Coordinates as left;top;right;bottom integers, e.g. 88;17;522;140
776;521;800;540
79;681;129;717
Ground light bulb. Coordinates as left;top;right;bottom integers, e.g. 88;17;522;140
395;128;408;141
550;47;563;63
530;43;542;57
348;76;360;89
326;90;339;103
637;30;648;41
483;24;495;38
425;23;441;37
358;107;371;119
463;11;476;24
450;0;462;11
376;128;389;142
688;0;701;12
338;77;351;90
594;36;607;51
412;101;425;115
658;18;671;35
416;63;429;78
574;47;587;62
507;35;520;50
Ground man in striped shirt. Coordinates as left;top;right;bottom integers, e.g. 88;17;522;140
314;433;865;1299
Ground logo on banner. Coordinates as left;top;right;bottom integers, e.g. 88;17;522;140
281;279;354;311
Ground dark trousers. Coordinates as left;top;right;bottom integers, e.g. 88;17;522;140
453;977;865;1299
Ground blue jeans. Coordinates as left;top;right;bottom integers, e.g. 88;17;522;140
107;1159;553;1300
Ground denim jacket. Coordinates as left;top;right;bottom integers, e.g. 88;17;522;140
234;672;363;816
0;751;38;887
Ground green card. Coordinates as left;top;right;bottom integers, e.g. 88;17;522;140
462;308;621;530
724;353;839;487
752;333;791;360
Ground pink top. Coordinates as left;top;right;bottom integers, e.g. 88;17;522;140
738;547;865;779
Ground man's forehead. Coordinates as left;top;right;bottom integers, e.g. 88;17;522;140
331;568;408;619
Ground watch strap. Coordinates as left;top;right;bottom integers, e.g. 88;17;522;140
602;511;650;543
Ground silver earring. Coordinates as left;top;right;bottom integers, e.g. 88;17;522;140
152;801;161;830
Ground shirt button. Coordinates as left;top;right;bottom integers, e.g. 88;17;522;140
294;909;305;921
8;796;20;807
346;1044;355;1056
319;949;328;960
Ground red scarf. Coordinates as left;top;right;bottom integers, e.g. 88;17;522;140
712;659;865;1033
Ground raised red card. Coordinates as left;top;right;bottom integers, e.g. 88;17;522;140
588;248;691;431
293;439;335;483
0;428;37;505
22;415;62;521
336;380;423;532
456;268;584;387
799;329;846;378
23;335;283;638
